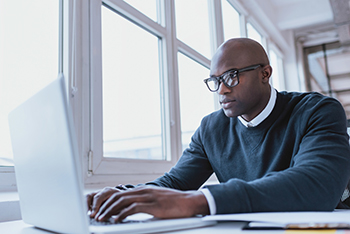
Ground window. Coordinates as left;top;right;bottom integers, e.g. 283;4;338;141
101;6;164;160
87;1;176;182
269;47;285;91
247;22;262;45
174;0;211;59
86;0;217;183
222;0;241;41
177;53;214;150
123;0;158;22
0;0;60;167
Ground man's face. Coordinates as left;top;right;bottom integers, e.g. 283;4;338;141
213;65;265;121
210;48;269;121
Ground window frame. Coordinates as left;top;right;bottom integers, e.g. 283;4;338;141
84;0;180;186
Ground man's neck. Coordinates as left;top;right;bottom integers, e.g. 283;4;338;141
238;85;276;128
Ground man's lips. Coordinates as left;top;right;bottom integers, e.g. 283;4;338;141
220;99;235;109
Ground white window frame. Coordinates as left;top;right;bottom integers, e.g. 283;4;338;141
83;0;179;186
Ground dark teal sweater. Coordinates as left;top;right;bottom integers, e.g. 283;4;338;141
148;91;350;213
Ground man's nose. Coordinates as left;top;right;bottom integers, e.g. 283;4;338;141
217;82;231;95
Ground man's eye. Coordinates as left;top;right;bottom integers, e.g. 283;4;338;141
228;73;237;79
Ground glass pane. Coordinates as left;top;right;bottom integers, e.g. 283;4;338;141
102;7;163;160
222;0;241;41
123;0;158;22
269;49;281;91
178;53;215;150
175;0;211;59
247;23;262;45
0;1;59;167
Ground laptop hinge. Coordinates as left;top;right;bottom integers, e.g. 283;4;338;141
87;150;93;176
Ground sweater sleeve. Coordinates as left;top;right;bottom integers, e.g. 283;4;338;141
145;118;214;190
205;97;350;214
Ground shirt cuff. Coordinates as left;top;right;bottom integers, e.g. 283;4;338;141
200;188;217;215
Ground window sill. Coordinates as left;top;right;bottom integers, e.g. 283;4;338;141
0;191;18;201
0;191;21;222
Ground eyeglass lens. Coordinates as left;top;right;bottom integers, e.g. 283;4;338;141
224;72;238;86
207;70;238;91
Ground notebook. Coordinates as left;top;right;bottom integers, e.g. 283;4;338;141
8;74;216;234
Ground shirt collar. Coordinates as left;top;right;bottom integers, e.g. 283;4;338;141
238;85;277;128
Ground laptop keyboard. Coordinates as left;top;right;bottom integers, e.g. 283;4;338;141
89;217;150;226
89;217;115;226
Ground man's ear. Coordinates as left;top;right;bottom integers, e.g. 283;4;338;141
261;65;272;83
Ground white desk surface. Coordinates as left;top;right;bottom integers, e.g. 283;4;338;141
1;220;349;234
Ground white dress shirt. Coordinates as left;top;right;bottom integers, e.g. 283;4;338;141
201;85;277;215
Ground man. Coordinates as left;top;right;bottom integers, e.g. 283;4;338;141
87;38;350;223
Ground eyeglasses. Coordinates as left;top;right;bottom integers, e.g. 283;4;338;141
203;64;263;92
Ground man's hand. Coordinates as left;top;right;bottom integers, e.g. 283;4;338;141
86;186;122;219
87;186;210;223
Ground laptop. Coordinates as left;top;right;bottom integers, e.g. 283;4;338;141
8;75;216;234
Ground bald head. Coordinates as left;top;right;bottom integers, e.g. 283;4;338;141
210;38;269;76
209;38;273;121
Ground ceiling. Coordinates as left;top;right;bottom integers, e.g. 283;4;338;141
249;0;350;119
268;0;334;31
267;0;350;45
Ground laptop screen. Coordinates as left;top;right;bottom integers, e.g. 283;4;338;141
9;75;89;234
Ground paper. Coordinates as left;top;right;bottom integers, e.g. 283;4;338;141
202;210;350;229
285;231;336;233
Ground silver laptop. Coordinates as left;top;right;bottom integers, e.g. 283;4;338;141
8;75;216;234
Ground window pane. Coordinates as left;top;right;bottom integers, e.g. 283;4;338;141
175;0;211;59
222;0;241;41
102;7;163;160
269;49;282;91
123;0;158;22
0;1;59;167
178;53;215;150
247;23;262;45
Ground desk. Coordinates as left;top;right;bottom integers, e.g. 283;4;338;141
1;220;350;234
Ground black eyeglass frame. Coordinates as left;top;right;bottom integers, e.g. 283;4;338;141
203;64;264;92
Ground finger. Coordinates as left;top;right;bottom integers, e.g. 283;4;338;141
97;193;153;221
91;187;118;218
86;192;96;212
95;192;121;220
115;202;154;223
116;184;128;190
96;188;151;217
97;194;150;221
